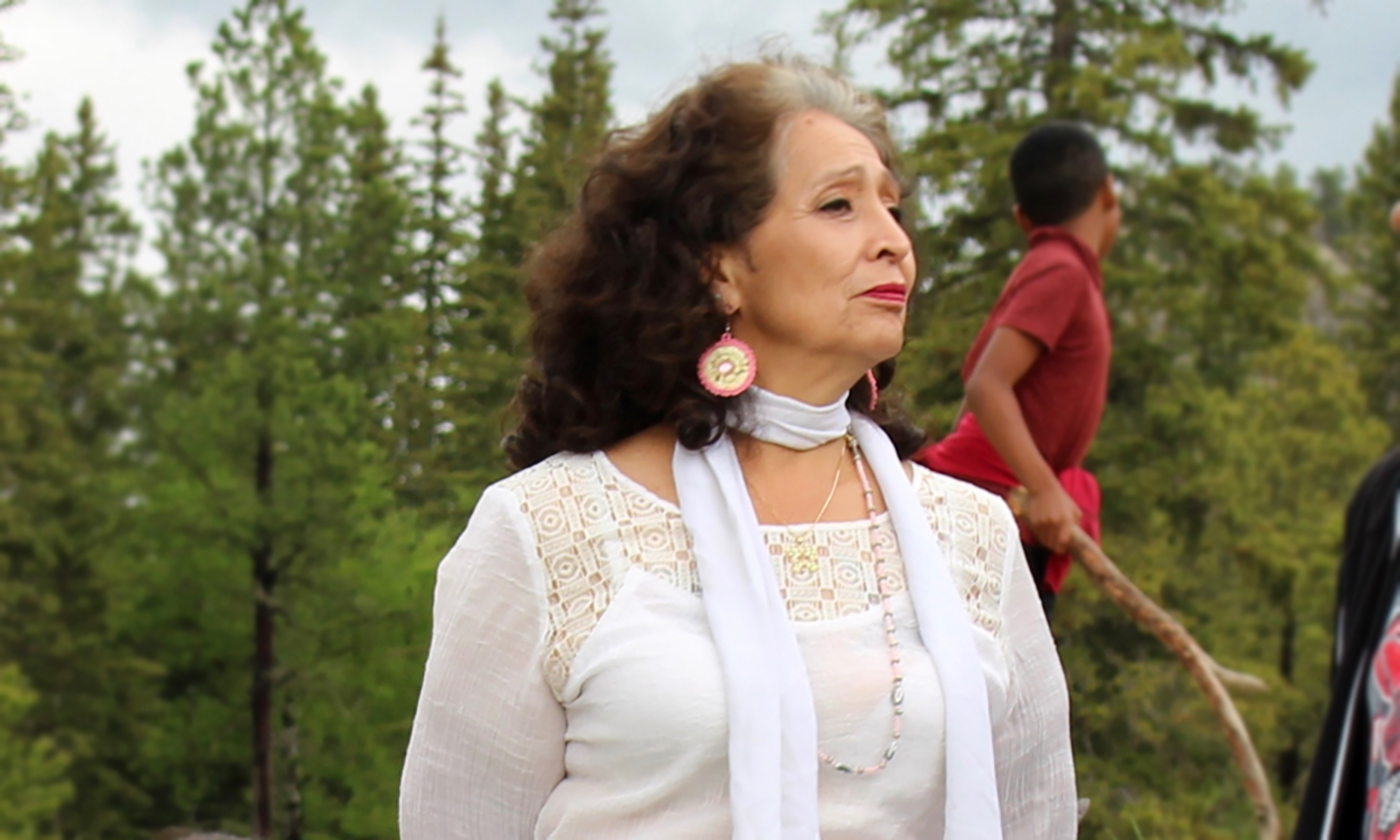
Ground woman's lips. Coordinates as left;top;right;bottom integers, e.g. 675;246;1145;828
860;284;908;304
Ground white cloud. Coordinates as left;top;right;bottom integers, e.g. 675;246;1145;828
3;0;209;212
3;0;1397;269
0;0;541;270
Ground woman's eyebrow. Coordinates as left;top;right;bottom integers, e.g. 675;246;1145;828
811;163;900;198
814;164;866;187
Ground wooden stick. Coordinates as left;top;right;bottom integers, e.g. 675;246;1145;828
1006;489;1280;840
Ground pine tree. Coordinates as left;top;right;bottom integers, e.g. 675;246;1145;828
833;0;1313;409
475;80;522;274
0;664;71;840
136;2;404;834
0;98;159;839
411;15;468;368
830;0;1377;832
0;11;79;834
442;78;526;502
397;17;471;512
0;0;23;146
514;0;614;243
337;81;414;441
1311;167;1352;248
1341;71;1400;440
435;0;617;502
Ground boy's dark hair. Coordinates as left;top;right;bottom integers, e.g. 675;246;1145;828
1009;121;1108;227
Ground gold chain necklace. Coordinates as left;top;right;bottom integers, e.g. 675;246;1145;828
744;439;846;574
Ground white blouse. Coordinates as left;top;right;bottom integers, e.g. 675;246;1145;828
399;452;1077;839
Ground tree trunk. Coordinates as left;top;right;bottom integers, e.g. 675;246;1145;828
1277;598;1301;792
1045;0;1078;114
251;422;276;840
282;692;304;840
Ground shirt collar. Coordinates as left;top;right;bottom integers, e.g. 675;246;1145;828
1029;226;1104;289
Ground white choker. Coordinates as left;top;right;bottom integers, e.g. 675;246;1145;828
732;386;851;451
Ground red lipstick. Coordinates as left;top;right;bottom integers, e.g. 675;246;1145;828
861;284;908;304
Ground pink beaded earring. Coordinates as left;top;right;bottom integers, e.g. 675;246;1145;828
865;369;879;411
698;324;757;398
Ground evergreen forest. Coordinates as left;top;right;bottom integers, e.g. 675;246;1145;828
2;0;1399;837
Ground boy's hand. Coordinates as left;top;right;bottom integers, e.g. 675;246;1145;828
1026;483;1082;554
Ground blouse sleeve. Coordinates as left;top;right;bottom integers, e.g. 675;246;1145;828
993;525;1079;838
399;485;566;840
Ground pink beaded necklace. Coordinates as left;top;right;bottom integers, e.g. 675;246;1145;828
815;429;905;776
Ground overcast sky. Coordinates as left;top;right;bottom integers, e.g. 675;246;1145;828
2;0;1398;243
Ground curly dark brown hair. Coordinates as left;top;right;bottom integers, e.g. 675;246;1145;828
504;56;927;470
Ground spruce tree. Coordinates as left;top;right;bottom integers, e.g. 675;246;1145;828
474;79;523;275
137;2;404;834
0;99;158;839
1342;72;1400;440
399;17;471;512
411;15;468;367
833;0;1313;407
0;664;71;839
1311;167;1353;248
445;78;525;501
441;0;616;500
514;0;614;242
0;13;81;834
830;0;1379;832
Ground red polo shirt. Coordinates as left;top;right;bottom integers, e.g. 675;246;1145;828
964;227;1110;472
918;227;1112;592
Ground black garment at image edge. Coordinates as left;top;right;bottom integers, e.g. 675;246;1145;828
1023;542;1058;622
1294;447;1400;840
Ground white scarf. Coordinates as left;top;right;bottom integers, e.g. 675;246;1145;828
672;386;1002;839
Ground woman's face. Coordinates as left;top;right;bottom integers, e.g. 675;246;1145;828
715;109;914;396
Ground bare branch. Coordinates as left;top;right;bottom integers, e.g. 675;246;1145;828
1007;488;1280;840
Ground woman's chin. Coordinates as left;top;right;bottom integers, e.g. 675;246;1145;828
849;341;904;373
862;327;906;362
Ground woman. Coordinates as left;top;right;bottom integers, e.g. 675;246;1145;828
399;56;1076;839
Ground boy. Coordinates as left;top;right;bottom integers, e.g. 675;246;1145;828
918;121;1118;621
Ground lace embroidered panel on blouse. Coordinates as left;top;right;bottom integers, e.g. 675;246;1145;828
916;470;1010;639
501;453;1010;697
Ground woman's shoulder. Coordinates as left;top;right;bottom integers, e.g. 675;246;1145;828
456;452;605;549
480;446;692;698
909;462;1017;530
908;462;1018;634
483;451;622;531
493;450;606;498
486;443;683;547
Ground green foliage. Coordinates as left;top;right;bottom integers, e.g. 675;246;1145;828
0;664;71;840
0;0;25;145
835;0;1314;415
1064;330;1387;834
1310;166;1352;247
0;97;162;837
2;0;1392;837
830;0;1382;834
446;77;526;494
1336;72;1400;439
514;0;614;242
395;17;484;516
128;0;418;833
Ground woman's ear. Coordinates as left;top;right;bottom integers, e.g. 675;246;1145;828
707;248;745;316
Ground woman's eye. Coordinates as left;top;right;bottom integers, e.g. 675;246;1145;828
819;198;852;213
887;205;904;223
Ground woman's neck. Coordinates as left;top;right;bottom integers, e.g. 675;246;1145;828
748;358;862;408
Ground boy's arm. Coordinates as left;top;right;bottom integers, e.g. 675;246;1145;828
965;325;1081;553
